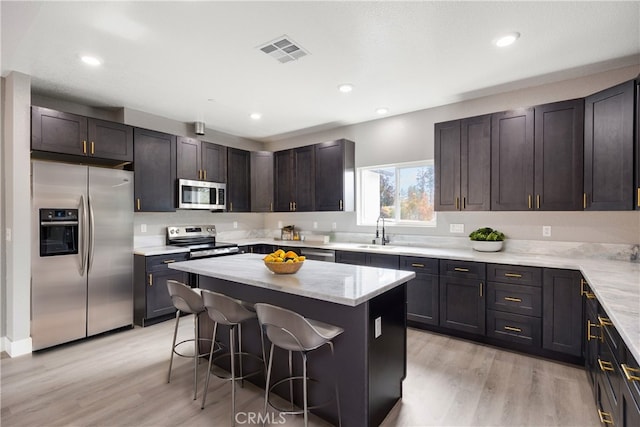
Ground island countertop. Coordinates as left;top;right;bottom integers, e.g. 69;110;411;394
168;253;416;307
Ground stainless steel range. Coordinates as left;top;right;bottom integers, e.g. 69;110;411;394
166;225;239;258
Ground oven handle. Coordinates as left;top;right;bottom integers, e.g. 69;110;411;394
39;221;79;226
88;195;95;273
79;195;88;276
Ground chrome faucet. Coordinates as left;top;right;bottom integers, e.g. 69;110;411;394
374;216;390;245
631;244;639;262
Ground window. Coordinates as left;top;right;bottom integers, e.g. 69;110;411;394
358;160;436;226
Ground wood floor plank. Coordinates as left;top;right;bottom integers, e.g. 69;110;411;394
1;320;599;426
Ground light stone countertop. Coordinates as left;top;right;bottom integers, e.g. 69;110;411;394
140;238;640;362
133;245;189;256
168;253;416;307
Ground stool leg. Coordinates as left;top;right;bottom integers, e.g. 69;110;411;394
288;350;294;411
167;310;181;384
230;325;237;426
302;352;308;427
238;323;244;387
193;313;200;400
201;321;218;410
329;342;342;427
262;343;275;427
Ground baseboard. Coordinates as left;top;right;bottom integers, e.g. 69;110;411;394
2;336;33;357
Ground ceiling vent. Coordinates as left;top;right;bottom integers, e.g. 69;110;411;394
258;35;309;64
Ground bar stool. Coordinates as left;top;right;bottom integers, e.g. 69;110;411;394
200;290;264;426
166;280;213;400
255;303;343;427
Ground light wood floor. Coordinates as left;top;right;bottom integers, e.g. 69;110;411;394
1;317;599;426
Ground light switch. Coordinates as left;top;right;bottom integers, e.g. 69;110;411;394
543;226;551;237
233;221;238;229
313;221;318;229
5;228;11;242
450;224;465;233
375;317;382;338
140;224;147;233
277;221;283;229
332;222;337;230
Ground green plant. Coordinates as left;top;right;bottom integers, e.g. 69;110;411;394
469;227;505;241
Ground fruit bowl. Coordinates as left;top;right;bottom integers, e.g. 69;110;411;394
264;260;304;274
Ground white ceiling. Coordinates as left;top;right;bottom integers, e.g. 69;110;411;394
2;1;639;142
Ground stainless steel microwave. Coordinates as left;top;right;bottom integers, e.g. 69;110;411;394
177;179;226;210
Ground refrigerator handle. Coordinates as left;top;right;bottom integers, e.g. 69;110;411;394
88;195;95;273
79;194;88;276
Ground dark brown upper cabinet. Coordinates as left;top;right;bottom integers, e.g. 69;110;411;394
274;146;315;212
31;106;133;162
491;108;535;210
635;78;639;210
434;115;491;211
314;139;355;211
176;137;227;182
584;80;635;210
534;99;584;211
226;148;251;212
134;128;176;212
250;151;274;212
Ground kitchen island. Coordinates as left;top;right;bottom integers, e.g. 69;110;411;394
169;253;415;427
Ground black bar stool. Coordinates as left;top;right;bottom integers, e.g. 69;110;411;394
255;303;343;427
166;280;214;400
200;290;264;426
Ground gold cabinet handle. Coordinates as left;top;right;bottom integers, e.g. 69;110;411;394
598;358;615;372
504;297;522;302
587;320;603;342
203;170;207;180
504;273;522;278
411;263;425;268
229;202;233;212
637;188;640;207
289;202;293;211
454;267;469;272
148;273;153;286
621;364;640;382
583;193;587;209
270;202;273;212
504;326;522;333
598;315;613;327
536;194;540;209
479;282;483;297
198;170;202;180
339;199;343;210
528;194;532;209
136;198;141;211
90;141;95;155
83;140;87;154
455;197;460;210
163;259;176;264
462;197;466;210
293;201;296;211
597;409;614;425
580;278;589;296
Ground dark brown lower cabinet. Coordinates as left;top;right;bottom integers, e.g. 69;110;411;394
401;256;439;326
542;268;583;356
486;310;541;347
335;251;399;269
439;275;485;336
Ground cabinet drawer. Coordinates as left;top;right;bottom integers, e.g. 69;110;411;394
486;282;541;317
146;252;189;272
439;259;485;279
486;310;541;347
487;263;541;286
335;250;366;265
621;344;640;412
598;306;622;363
401;256;438;275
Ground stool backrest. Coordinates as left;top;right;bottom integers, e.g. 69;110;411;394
166;280;204;314
200;290;255;325
255;303;328;352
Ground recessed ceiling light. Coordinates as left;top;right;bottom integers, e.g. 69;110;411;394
338;83;353;93
376;107;389;115
80;55;102;66
494;32;520;47
250;113;262;120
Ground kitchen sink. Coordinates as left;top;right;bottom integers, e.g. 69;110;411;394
357;244;396;249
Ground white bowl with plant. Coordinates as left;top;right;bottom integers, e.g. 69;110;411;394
469;227;505;252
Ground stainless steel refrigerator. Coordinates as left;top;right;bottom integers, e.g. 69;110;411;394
31;160;134;350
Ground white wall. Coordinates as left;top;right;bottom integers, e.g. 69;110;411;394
262;65;640;245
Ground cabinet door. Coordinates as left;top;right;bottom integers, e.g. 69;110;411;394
176;136;201;180
251;151;274;212
293;145;315;211
620;379;640;427
87;118;134;162
407;273;439;326
227;148;251;212
542;268;582;356
201;141;227;182
491;108;534;210
146;270;184;319
315;139;355;211
274;150;294;211
584;80;635;210
439;276;485;335
461;114;491;211
635;79;640;210
434;120;461;211
31;106;87;156
134;128;176;212
366;254;399;269
584;296;600;393
534;99;584;211
335;250;366;265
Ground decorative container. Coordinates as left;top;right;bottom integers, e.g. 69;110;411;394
471;241;504;252
264;261;304;274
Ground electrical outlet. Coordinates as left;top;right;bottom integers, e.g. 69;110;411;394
233;221;238;229
5;228;11;242
277;221;283;229
375;317;382;338
313;221;318;229
140;224;147;233
332;222;337;230
543;226;551;237
450;224;464;233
